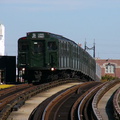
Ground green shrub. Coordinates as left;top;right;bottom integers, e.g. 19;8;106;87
101;74;118;81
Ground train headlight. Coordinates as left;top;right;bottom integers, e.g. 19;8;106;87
22;68;25;74
51;68;55;71
22;68;25;71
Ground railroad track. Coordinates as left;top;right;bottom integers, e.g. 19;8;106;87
29;80;120;120
113;87;120;120
0;84;34;120
0;79;120;120
0;84;32;111
29;82;103;120
0;79;80;120
92;80;120;120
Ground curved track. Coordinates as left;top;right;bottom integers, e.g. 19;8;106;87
1;79;80;120
29;80;120;120
0;84;32;111
1;80;120;120
29;82;103;120
113;87;120;120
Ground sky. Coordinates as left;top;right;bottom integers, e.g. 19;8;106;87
0;0;120;59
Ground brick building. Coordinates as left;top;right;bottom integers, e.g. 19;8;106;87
96;59;120;78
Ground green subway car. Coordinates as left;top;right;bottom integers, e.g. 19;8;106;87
17;32;96;83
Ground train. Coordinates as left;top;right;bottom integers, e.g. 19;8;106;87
17;31;99;83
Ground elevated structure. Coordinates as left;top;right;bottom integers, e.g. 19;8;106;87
0;24;5;56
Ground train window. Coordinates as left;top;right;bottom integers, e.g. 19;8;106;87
67;42;69;51
19;54;26;64
34;42;43;53
19;42;29;51
48;42;57;50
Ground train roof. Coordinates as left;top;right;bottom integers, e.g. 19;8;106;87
27;31;77;45
18;31;94;59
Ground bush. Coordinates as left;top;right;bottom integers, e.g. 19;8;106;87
101;74;118;81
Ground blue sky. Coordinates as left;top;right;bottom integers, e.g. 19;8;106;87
0;0;120;59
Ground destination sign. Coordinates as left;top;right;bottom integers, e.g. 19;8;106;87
27;32;45;39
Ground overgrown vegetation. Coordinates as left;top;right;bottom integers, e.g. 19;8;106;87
101;74;118;81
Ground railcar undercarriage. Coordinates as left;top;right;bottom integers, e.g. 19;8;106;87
18;68;94;83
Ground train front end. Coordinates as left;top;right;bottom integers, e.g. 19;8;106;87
17;32;58;83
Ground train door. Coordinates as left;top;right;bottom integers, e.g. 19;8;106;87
31;41;45;67
47;41;58;67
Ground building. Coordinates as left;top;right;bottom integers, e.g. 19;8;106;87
96;59;120;78
0;56;16;84
0;24;5;56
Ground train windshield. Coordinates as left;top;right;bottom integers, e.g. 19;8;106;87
19;42;29;51
48;42;57;50
33;41;44;53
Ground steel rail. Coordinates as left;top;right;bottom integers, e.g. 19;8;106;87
92;80;120;120
1;79;80;120
41;83;87;120
77;83;105;120
113;87;120;120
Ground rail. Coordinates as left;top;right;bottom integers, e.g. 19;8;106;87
77;83;105;120
40;82;99;120
0;79;80;120
113;87;120;120
41;83;85;120
92;80;120;120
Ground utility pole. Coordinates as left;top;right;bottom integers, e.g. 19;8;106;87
84;40;95;58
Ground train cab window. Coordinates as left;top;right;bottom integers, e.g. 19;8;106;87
34;42;43;53
48;42;57;50
19;42;29;51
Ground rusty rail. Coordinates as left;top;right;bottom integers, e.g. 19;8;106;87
41;83;84;120
41;82;99;120
70;83;98;120
0;79;80;120
76;83;105;120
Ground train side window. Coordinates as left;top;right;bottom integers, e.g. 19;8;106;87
48;42;57;50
